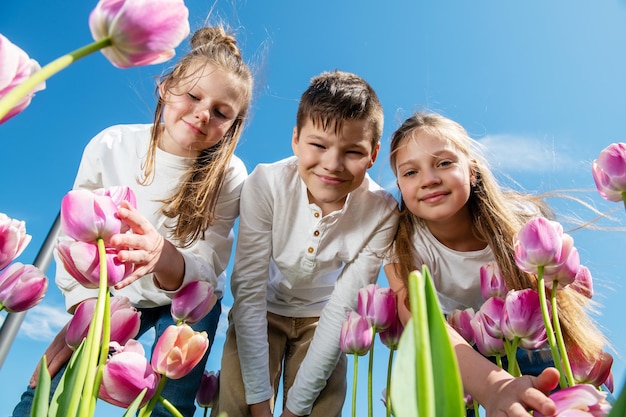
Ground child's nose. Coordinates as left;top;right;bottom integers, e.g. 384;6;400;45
420;169;441;187
194;106;210;122
322;150;344;172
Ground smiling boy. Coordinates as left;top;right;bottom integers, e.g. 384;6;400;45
212;71;399;417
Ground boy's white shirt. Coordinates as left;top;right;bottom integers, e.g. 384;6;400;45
231;156;399;415
55;123;247;310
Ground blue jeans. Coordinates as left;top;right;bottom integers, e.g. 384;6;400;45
12;300;221;417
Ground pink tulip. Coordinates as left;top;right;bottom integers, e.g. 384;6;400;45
447;308;475;345
544;235;580;290
0;34;45;124
89;0;190;69
477;297;505;340
171;280;217;325
534;384;611;417
0;262;47;312
61;190;122;244
470;311;505;357
0;212;32;270
99;340;160;408
196;370;219;408
357;284;397;331
514;217;564;275
151;324;209;379
340;311;374;356
66;296;140;349
480;261;508;300
500;289;547;350
592;142;626;203
569;345;613;390
93;186;137;209
604;370;614;394
56;239;133;288
379;313;404;350
572;265;594;299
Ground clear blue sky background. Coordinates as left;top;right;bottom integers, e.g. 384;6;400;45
2;1;626;416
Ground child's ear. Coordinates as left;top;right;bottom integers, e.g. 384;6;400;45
291;126;299;156
368;142;380;168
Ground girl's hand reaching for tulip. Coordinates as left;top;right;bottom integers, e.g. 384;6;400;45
110;201;184;291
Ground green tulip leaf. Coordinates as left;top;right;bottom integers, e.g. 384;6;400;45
389;266;465;417
48;339;86;417
31;356;50;417
607;379;626;417
122;388;147;417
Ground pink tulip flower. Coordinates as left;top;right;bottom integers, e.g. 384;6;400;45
93;186;137;209
480;261;508;300
534;384;611;417
61;189;123;244
56;239;133;288
196;370;219;408
447;307;475;345
0;212;32;270
544;236;580;290
477;297;505;340
0;262;47;312
171;280;217;325
0;34;45;124
592;142;626;203
514;217;564;275
99;340;160;408
66;296;140;349
340;311;374;356
89;0;190;69
569;345;613;390
604;370;614;394
379;313;404;350
357;284;397;331
500;289;548;350
151;324;209;379
470;311;505;357
572;265;594;299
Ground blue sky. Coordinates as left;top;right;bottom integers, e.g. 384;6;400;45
2;0;626;415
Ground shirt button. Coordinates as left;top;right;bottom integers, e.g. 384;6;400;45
307;247;314;254
314;212;320;218
313;230;320;237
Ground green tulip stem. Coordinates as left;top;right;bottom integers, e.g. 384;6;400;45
159;396;184;417
408;270;435;417
536;266;566;388
367;335;374;417
139;375;168;417
351;353;358;417
622;191;626;211
78;237;110;416
0;37;113;122
385;348;394;417
495;353;503;369
0;303;5;312
550;284;574;387
504;338;521;377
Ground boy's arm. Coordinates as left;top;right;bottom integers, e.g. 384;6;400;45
230;169;275;407
284;208;399;416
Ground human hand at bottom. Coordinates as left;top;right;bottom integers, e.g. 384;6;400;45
279;408;300;417
484;367;560;417
29;323;73;388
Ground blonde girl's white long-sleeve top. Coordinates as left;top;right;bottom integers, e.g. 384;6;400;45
231;156;399;415
55;124;247;311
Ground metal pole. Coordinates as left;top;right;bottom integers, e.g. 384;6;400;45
0;212;61;369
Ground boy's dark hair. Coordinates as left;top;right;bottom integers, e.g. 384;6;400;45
295;70;383;147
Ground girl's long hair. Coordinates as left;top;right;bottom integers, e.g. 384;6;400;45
141;26;253;247
389;111;606;360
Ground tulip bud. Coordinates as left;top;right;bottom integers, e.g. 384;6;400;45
470;311;505;357
89;0;190;68
571;265;594;299
379;313;404;350
0;34;45;124
0;212;32;270
0;262;47;312
340;311;374;356
66;296;141;349
569;345;613;390
99;340;160;408
151;324;209;379
479;261;507;300
357;284;397;331
196;370;219;408
60;189;122;244
93;186;137;209
500;289;547;350
534;384;611;417
514;217;564;274
543;234;579;285
447;308;475;345
476;297;505;339
171;281;217;325
592;142;626;203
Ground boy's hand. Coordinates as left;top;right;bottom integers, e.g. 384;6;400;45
250;400;273;417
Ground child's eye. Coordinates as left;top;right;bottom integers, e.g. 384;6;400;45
346;150;364;156
438;160;453;167
402;170;417;177
188;93;200;101
311;143;326;149
213;109;226;119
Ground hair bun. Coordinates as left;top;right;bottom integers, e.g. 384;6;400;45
190;26;240;58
